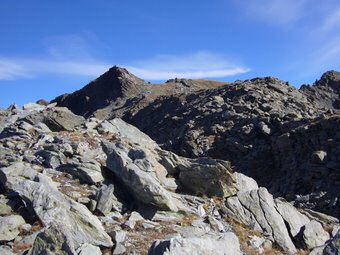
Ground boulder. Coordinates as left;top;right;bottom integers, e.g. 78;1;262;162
224;187;297;253
77;243;102;255
302;220;330;250
177;158;237;197
102;141;180;212
234;172;258;192
275;198;310;237
58;161;104;184
95;184;117;215
23;107;84;132
29;225;76;255
148;232;241;255
0;215;25;241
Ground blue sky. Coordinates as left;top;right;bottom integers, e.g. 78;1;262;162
0;0;339;108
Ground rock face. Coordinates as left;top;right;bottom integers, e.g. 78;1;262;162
125;72;340;216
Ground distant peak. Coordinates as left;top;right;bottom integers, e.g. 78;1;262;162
100;65;145;83
315;70;340;90
319;70;340;82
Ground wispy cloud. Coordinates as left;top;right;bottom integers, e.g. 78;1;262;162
0;59;33;80
0;47;249;81
125;52;250;80
321;7;340;31
0;58;110;80
235;0;308;25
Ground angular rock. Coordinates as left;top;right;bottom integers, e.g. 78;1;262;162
77;243;102;255
29;225;76;255
224;187;297;253
177;158;237;197
275;198;310;237
110;230;127;244
96;184;116;215
0;162;113;249
102;141;179;212
234;172;258;192
0;215;25;241
148;232;241;255
23;107;84;132
0;246;15;255
58;161;104;184
303;220;330;250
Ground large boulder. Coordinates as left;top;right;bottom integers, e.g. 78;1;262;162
302;220;330;250
148;232;241;255
0;162;113;250
23;106;84;132
275;198;310;237
224;187;297;253
177;157;237;197
102;141;180;212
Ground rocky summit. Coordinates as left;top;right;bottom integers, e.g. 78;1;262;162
0;68;339;255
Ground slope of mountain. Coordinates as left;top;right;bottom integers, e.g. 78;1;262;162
52;68;340;217
0;103;338;254
53;66;226;119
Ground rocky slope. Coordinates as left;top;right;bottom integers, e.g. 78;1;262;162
127;72;340;217
53;66;225;120
0;103;339;254
53;68;340;217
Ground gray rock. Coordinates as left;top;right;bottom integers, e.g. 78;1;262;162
234;172;258;192
20;223;32;233
0;195;12;216
303;220;330;250
96;184;116;215
110;230;127;243
148;232;241;255
0;246;15;255
97;118;158;150
177;158;237;198
29;225;76;255
0;162;113;249
225;187;297;253
23;107;84;132
113;243;126;254
58;161;104;184
102;141;179;212
77;243;102;255
275;198;310;237
0;215;25;241
323;231;340;255
124;211;144;230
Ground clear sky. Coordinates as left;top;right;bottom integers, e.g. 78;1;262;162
1;0;339;108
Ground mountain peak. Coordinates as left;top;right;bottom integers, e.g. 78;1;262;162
316;70;340;91
52;66;147;117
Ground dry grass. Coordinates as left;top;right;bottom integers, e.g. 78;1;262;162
125;221;177;255
180;213;198;227
226;218;284;255
12;242;32;253
51;172;91;198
